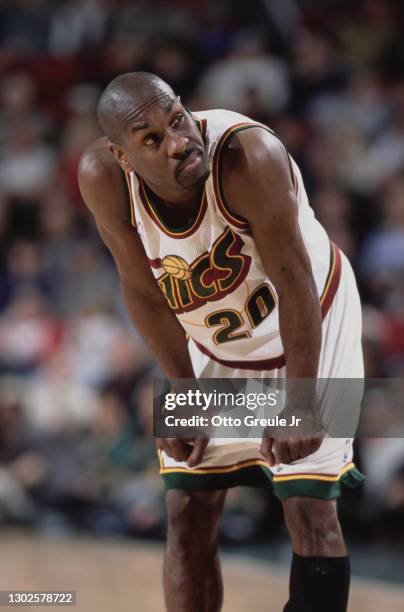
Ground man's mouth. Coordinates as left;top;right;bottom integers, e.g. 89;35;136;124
177;149;202;176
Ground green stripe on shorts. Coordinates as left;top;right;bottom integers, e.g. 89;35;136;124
272;466;366;501
161;464;365;500
162;464;272;491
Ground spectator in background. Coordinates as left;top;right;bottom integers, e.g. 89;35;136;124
360;172;404;298
0;377;48;525
311;188;357;260
291;28;346;115
362;305;391;377
26;351;98;436
0;119;56;203
0;190;10;269
198;28;290;118
0;0;403;546
337;0;398;68
39;189;78;316
56;241;117;316
338;82;404;195
0;72;51;144
98;31;148;87
306;69;390;141
0;289;62;374
47;0;109;57
63;304;138;388
0;240;51;309
145;38;201;100
77;384;162;536
59;83;101;208
0;0;49;54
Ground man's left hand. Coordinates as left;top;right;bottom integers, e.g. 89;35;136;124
260;436;322;466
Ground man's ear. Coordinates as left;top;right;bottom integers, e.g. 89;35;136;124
108;142;133;173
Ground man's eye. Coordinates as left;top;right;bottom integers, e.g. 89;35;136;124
143;135;156;146
171;113;183;127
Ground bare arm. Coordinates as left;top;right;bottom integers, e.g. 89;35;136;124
222;128;322;378
222;128;322;463
78;140;207;465
78;139;194;379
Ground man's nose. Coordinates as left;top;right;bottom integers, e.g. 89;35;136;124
166;134;189;159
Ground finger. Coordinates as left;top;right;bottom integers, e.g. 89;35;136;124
158;439;171;457
260;437;276;466
287;439;302;463
176;440;194;462
277;440;292;464
166;439;192;462
299;438;314;460
187;438;209;467
310;437;323;455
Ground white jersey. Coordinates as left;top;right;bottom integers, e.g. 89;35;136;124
125;110;341;370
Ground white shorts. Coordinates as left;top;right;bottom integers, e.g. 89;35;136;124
160;248;365;500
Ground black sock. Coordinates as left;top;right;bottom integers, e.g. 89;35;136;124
283;553;350;612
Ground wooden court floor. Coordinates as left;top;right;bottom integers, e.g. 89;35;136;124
0;530;403;611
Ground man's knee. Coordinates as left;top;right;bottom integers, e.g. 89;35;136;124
283;497;345;556
166;489;226;552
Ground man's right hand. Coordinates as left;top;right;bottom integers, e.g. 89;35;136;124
157;437;209;467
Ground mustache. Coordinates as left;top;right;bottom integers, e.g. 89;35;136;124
175;145;201;176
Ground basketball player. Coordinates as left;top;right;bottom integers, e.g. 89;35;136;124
78;72;364;612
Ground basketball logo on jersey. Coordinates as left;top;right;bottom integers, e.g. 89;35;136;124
162;255;192;281
154;227;251;314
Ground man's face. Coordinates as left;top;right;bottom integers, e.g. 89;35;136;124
114;93;209;193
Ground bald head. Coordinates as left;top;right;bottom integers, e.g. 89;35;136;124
96;72;175;143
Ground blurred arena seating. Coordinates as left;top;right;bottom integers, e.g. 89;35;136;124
0;0;404;551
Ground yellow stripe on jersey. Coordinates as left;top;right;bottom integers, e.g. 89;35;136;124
123;170;136;226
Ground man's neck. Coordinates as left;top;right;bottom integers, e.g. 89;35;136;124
143;179;203;210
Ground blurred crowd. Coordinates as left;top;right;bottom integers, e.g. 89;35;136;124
0;0;404;545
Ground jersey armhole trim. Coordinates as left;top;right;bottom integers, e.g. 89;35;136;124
213;123;299;231
122;170;136;227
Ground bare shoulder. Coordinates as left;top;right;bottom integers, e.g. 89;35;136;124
221;126;295;222
78;137;129;223
78;136;118;183
222;127;289;179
